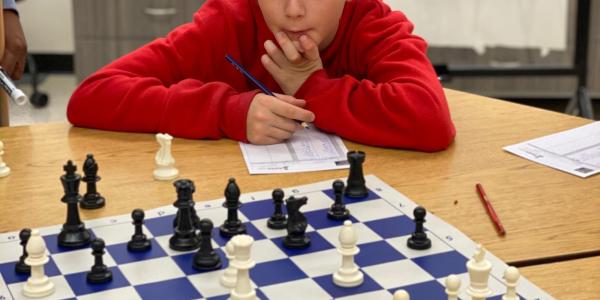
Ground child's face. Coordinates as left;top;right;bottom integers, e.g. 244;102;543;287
258;0;346;50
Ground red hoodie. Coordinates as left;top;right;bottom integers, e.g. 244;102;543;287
67;0;455;151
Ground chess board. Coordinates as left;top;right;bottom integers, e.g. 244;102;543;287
0;175;553;300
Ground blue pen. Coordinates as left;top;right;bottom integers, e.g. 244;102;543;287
225;54;309;129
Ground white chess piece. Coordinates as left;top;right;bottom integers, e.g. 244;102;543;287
502;266;520;300
153;133;179;180
445;274;461;300
333;220;364;287
220;240;237;288
22;229;54;298
466;244;492;300
393;289;410;300
229;234;257;300
0;140;11;177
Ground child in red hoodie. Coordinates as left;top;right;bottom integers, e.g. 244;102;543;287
67;0;455;151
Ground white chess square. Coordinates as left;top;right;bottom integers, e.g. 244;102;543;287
0;239;21;263
301;190;336;212
52;248;117;275
260;278;331;300
187;269;258;298
362;259;434;289
346;199;402;222
8;275;75;300
76;286;142;300
438;272;506;299
318;222;382;247
290;248;339;277
119;256;185;285
386;234;454;259
251;239;287;264
337;290;393;300
197;207;249;227
91;222;154;245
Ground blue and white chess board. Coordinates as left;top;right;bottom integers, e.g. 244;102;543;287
0;175;553;300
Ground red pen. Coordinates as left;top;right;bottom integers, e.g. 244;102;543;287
475;183;506;236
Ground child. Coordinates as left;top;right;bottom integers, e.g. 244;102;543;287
67;0;455;151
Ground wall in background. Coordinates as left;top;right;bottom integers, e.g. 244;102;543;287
16;0;74;54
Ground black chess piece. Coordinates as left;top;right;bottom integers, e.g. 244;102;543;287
127;209;152;252
219;178;247;237
80;154;106;209
58;160;92;248
283;196;310;249
407;206;432;250
267;188;287;229
172;180;200;229
14;228;31;274
345;151;368;198
327;180;350;220
192;219;222;271
170;179;200;251
87;238;113;284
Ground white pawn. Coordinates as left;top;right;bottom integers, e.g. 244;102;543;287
445;274;461;300
333;220;363;287
153;133;179;180
466;244;492;300
502;266;520;300
22;229;54;298
229;235;257;300
0;140;10;177
220;240;237;288
393;289;410;300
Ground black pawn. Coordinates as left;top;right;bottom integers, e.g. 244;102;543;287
219;178;247;237
283;196;310;249
128;209;151;252
328;180;350;220
345;151;368;198
58;160;91;248
267;189;287;229
173;181;200;230
80;154;106;209
192;219;222;271
14;228;31;274
407;206;431;250
170;179;200;251
86;238;113;284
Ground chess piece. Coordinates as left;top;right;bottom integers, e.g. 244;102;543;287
80;154;106;209
22;229;55;298
229;234;257;300
15;228;32;274
345;151;368;198
267;188;287;229
407;206;431;250
219;178;247;237
0;140;10;177
283;196;310;249
502;266;520;300
170;179;200;251
327;180;350;220
87;238;113;283
333;220;363;287
466;244;493;300
128;209;152;252
172;180;200;229
393;290;410;300
192;219;222;271
58;160;91;248
153;133;179;180
445;274;461;300
220;240;237;288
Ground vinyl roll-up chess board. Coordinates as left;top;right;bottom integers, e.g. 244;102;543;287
0;175;554;300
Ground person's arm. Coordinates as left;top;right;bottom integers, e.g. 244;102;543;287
295;6;455;151
1;0;27;80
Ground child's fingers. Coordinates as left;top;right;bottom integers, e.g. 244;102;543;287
271;100;315;123
261;54;281;77
266;123;296;141
264;40;288;67
274;93;306;107
299;35;320;61
275;32;302;64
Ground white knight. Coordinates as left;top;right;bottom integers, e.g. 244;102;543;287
153;133;179;180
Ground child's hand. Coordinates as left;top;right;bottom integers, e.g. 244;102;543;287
246;93;315;144
261;32;323;96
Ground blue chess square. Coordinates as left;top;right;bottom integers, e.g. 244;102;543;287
43;231;97;254
212;222;267;247
0;257;61;284
135;277;201;300
144;215;174;237
364;215;414;239
272;231;335;257
322;187;381;204
105;239;167;265
206;289;268;300
240;198;285;221
171;248;226;275
313;272;382;298
304;209;358;230
355;240;406;268
250;258;307;286
413;251;468;278
64;266;129;296
390;280;447;299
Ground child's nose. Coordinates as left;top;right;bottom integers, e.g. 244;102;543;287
285;0;306;19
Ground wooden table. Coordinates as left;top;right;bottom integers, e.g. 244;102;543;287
0;89;599;298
